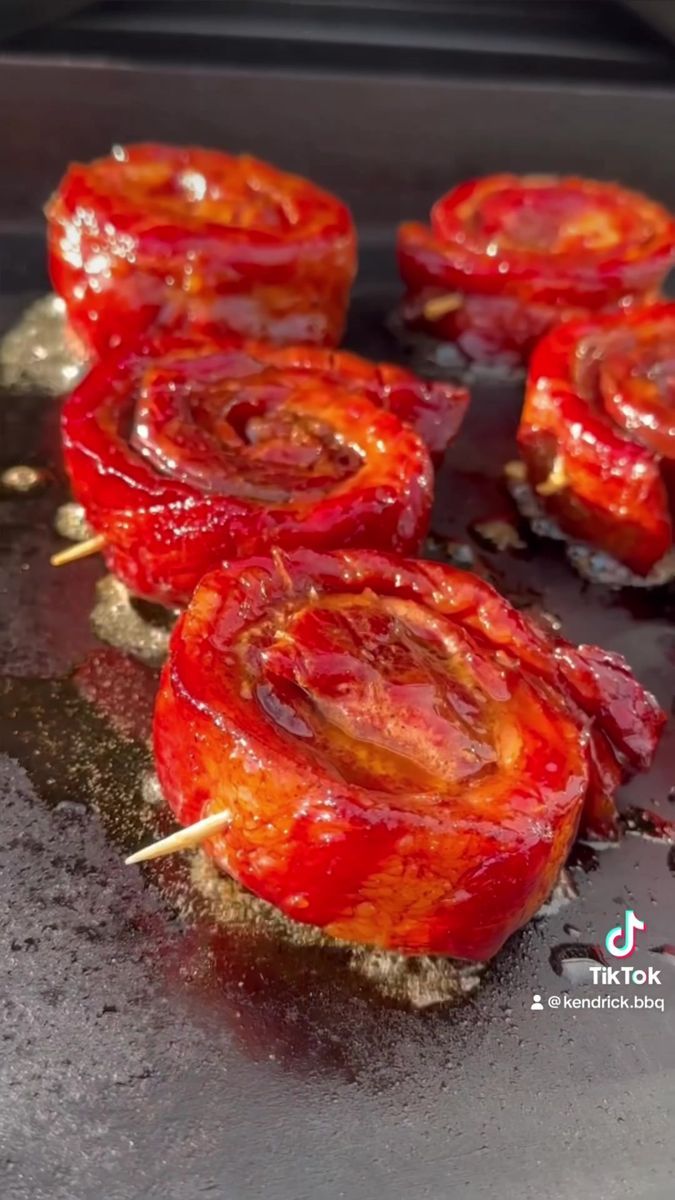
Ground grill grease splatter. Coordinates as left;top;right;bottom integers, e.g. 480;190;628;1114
1;464;49;494
0;294;87;393
141;770;166;809
129;771;488;1009
54;501;92;543
188;852;485;1009
91;575;174;667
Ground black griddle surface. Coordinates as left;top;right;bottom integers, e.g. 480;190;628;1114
1;238;674;1200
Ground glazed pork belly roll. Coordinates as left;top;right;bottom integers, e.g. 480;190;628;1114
517;303;675;583
153;548;664;960
398;174;675;368
47;142;357;354
60;332;438;603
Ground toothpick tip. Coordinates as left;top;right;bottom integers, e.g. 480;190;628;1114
50;533;105;567
125;845;160;866
125;810;231;866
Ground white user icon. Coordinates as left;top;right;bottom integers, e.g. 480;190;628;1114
530;993;544;1011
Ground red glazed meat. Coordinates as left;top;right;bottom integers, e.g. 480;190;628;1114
398;174;675;367
60;335;434;604
153;549;664;959
47;143;357;354
518;303;675;577
157;332;468;460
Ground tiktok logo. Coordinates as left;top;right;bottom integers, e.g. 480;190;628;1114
605;910;646;959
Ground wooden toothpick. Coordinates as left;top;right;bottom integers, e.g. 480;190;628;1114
536;456;568;497
422;293;463;321
50;533;105;567
125;810;231;865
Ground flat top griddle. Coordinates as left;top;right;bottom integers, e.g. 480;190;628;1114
1;57;674;1200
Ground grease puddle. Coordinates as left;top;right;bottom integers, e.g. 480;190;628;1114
0;293;87;394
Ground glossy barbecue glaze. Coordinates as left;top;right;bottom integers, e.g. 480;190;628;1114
398;174;675;366
153;549;665;960
47;143;357;353
518;303;675;576
209;337;469;461
61;335;434;604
